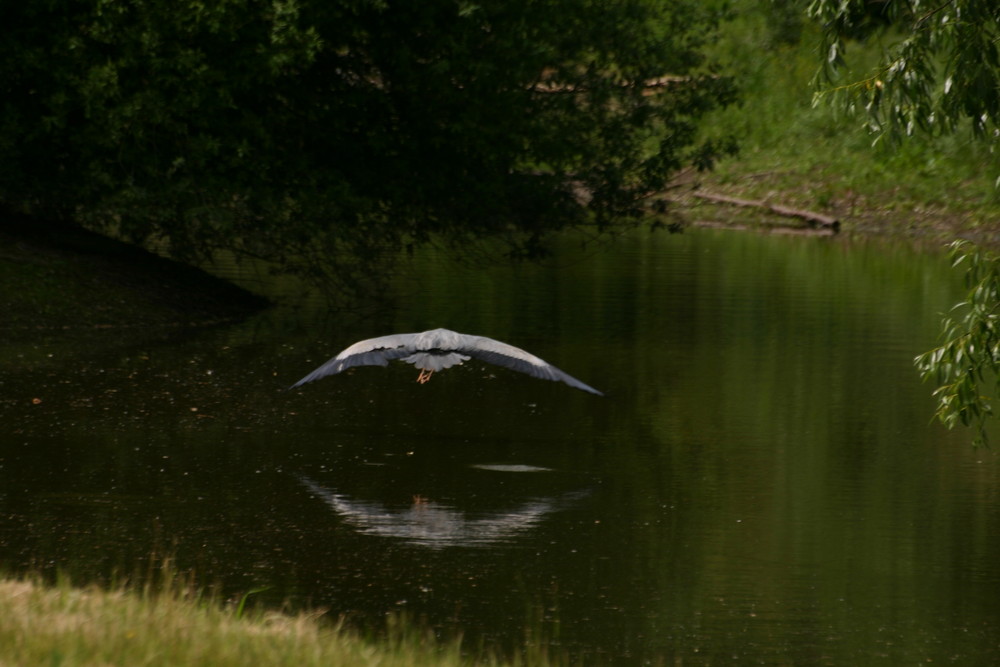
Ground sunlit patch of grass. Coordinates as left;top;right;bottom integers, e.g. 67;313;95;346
690;9;1000;239
0;573;559;667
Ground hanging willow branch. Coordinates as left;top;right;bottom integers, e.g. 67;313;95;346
914;240;1000;446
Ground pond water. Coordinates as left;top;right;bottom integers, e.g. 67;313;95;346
3;229;999;664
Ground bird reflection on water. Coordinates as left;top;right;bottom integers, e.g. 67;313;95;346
298;475;590;549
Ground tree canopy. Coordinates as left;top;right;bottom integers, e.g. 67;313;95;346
0;0;737;297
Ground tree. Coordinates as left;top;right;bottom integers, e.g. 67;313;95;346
810;0;1000;145
809;0;1000;444
0;0;737;301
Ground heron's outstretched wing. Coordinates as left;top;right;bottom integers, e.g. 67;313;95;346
290;333;421;388
456;335;604;396
291;328;604;396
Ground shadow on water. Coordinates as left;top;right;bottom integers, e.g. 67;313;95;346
2;228;1000;663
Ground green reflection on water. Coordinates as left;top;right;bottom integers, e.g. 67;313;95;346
1;229;998;663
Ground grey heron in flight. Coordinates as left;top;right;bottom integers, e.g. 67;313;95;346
291;328;603;395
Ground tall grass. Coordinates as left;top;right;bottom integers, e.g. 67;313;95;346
0;573;556;667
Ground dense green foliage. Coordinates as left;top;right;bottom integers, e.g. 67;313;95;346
810;0;1000;146
0;0;736;297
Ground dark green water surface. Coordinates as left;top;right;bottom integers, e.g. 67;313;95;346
2;230;998;663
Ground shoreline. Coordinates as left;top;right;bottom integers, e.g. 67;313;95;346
0;216;268;337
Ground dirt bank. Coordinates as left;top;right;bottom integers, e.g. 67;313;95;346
0;215;268;338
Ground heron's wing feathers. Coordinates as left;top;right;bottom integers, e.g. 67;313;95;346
291;330;604;396
290;333;419;388
457;336;604;396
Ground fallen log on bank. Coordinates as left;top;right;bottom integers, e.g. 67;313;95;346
692;191;840;232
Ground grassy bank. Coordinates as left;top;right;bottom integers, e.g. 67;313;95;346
688;9;1000;242
0;575;544;667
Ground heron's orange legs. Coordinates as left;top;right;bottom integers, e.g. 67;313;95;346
417;369;434;384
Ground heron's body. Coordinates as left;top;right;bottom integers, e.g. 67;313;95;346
291;328;603;395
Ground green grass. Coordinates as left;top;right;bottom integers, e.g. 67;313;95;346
690;5;1000;239
0;574;554;667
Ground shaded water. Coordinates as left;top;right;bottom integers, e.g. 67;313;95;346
3;230;999;663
